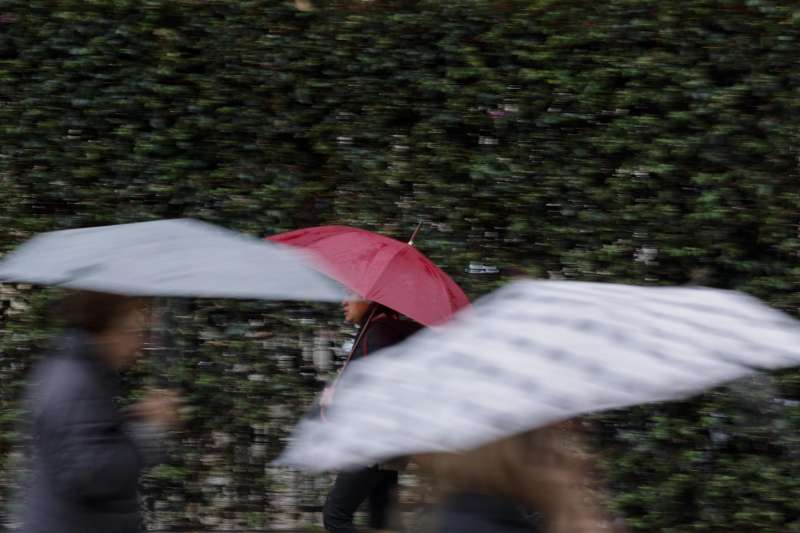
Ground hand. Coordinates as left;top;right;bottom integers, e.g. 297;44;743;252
320;386;336;409
129;388;182;429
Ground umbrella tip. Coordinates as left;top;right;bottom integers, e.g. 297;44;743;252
408;221;423;247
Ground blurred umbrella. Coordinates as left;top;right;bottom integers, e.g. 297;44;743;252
277;279;800;471
267;225;469;326
0;219;343;301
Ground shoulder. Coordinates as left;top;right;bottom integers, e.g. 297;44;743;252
361;317;418;354
29;335;103;407
33;361;94;416
363;318;400;345
364;318;395;337
368;317;421;342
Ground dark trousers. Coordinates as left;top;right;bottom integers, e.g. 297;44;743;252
323;466;399;533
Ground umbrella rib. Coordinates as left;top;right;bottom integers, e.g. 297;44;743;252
363;245;425;310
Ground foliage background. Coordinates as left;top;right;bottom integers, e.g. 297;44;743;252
2;0;800;530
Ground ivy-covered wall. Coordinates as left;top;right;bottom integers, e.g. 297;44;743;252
3;0;800;530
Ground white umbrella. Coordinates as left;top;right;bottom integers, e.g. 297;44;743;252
0;218;343;301
278;279;800;471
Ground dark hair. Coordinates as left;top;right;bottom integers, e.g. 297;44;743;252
59;291;149;334
366;301;400;320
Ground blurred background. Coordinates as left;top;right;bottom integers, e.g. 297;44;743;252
2;0;800;530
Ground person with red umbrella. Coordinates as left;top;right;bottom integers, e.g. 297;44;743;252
268;224;470;532
318;292;420;533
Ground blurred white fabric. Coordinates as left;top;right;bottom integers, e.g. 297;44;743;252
0;218;343;301
279;279;800;471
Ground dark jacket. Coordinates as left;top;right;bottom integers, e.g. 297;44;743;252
349;313;421;363
20;331;160;533
432;492;541;533
313;314;420;421
334;313;421;391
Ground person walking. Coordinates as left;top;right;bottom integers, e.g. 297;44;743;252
19;291;181;533
321;293;421;533
269;224;468;532
415;424;616;533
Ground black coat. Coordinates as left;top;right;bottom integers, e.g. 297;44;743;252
20;331;160;533
431;492;541;533
349;314;421;363
313;314;420;421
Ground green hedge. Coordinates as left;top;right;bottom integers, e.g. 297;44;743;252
3;0;800;530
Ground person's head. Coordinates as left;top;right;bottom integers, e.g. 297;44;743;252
60;291;152;369
342;293;372;324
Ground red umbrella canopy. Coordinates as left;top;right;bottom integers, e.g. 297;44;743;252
268;225;470;326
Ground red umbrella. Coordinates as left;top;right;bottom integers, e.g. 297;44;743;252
268;225;469;326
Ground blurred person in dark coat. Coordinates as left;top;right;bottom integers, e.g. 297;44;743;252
321;293;421;533
19;291;181;533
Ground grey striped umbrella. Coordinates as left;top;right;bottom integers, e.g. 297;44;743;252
278;279;800;472
0;219;343;301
